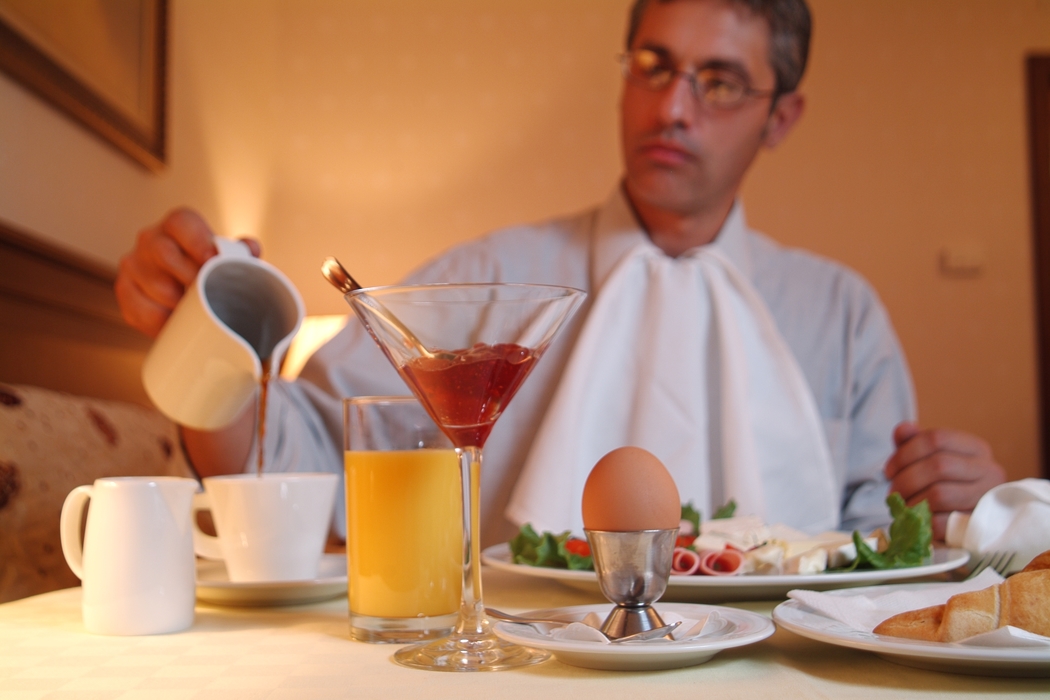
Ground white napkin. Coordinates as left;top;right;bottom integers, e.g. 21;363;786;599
788;570;1050;647
945;478;1050;571
542;611;725;645
956;626;1050;648
506;232;839;536
787;569;1005;632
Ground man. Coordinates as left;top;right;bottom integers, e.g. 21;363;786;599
116;0;1003;544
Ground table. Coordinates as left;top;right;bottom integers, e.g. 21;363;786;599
1;567;1046;700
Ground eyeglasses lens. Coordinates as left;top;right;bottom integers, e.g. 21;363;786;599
622;49;749;108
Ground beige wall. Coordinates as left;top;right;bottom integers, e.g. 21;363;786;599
0;0;1046;481
742;0;1049;482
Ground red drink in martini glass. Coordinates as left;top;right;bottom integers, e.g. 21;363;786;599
402;342;536;448
347;283;584;672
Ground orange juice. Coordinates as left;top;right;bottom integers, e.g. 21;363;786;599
345;449;462;617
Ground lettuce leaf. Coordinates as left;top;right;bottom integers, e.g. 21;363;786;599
509;524;593;571
848;493;932;570
557;538;594;571
713;499;737;520
681;502;701;534
681;499;734;533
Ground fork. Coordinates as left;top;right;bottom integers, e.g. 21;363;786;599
962;550;1017;580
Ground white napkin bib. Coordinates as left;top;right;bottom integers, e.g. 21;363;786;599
506;234;839;535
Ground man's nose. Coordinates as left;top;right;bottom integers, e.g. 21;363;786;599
655;73;697;128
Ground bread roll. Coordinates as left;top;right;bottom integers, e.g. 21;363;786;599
938;584;999;642
874;549;1050;642
1021;550;1050;573
870;604;943;641
1000;570;1050;639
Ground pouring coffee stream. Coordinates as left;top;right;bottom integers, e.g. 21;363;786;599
320;257;448;360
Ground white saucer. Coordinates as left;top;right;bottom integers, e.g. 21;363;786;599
196;554;348;607
492;603;774;671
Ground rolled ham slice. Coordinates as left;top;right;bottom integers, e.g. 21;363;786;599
672;547;701;575
698;548;745;576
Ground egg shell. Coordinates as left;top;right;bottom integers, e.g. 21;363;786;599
581;446;681;531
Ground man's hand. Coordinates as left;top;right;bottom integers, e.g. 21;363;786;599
115;208;261;338
884;421;1006;540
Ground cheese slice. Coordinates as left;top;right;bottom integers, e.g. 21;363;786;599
784;547;829;575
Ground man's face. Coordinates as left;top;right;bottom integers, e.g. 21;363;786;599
621;0;781;219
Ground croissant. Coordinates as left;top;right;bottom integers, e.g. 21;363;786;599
873;549;1050;642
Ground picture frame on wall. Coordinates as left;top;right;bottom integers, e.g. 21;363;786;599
0;0;167;172
1027;55;1050;479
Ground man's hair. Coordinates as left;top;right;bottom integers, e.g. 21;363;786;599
625;0;812;97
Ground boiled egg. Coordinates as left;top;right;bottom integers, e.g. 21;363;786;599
581;446;680;531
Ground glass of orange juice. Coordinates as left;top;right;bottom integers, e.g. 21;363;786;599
343;396;461;643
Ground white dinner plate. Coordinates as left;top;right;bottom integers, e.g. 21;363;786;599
492;602;774;671
481;543;969;602
196;554;348;607
772;583;1050;677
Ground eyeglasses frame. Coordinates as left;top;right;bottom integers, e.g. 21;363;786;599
618;50;778;109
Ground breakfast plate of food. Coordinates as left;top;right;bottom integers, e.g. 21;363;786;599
485;492;969;602
772;550;1050;677
481;542;969;602
772;580;1050;677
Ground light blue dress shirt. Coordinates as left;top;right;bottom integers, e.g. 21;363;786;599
261;188;916;546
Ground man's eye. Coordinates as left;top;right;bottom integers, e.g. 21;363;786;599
699;73;744;99
640;63;672;79
706;81;736;98
633;54;666;75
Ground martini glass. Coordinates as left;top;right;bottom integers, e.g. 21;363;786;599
346;283;585;671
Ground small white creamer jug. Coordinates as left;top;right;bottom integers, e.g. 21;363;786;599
60;476;199;635
142;238;305;430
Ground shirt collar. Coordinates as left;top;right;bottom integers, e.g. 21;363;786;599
590;186;755;290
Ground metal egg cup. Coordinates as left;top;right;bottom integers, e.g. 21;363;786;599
584;528;678;640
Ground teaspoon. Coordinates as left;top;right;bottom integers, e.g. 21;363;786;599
321;256;362;294
320;256;444;360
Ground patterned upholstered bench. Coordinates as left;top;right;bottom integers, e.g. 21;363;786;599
0;383;193;603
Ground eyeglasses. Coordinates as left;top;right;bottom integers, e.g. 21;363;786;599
619;49;776;109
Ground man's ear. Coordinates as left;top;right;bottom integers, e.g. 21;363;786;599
763;91;805;149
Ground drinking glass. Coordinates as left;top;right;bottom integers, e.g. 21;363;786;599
346;283;585;671
344;396;460;642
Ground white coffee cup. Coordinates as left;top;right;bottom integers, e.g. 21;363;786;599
60;477;199;635
191;473;338;582
142;238;305;430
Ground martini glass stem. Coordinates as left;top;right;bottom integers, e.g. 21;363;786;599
455;445;485;636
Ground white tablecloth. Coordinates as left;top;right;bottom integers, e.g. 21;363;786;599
0;567;1044;700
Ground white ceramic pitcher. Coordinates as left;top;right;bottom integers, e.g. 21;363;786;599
60;476;199;635
142;238;305;430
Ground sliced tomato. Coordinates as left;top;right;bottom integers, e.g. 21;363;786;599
564;539;590;557
675;535;696;548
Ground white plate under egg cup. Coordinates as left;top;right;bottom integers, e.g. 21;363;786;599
491;602;775;671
